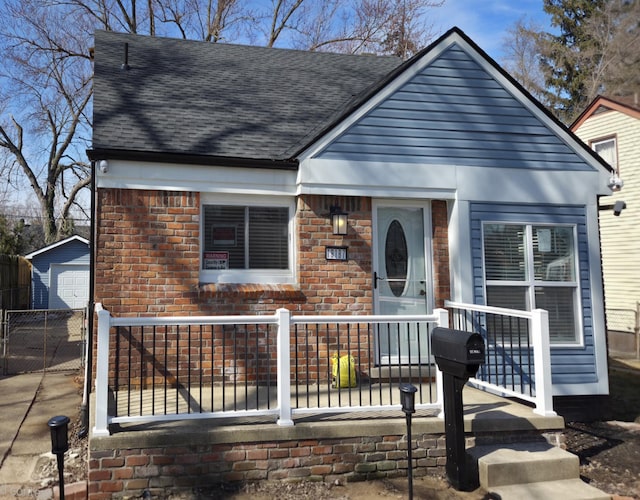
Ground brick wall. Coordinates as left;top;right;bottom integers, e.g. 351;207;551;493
88;433;447;498
95;189;201;316
431;200;451;308
94;188;450;386
296;195;373;314
95;190;377;316
95;189;450;316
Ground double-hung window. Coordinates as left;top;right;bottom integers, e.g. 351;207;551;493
482;223;581;345
200;195;295;284
591;137;618;174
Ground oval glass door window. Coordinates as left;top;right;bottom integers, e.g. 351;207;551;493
385;220;408;296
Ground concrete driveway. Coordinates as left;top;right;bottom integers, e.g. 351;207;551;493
0;371;82;498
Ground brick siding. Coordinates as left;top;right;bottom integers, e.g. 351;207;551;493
95;189;451;386
95;189;449;317
88;433;447;498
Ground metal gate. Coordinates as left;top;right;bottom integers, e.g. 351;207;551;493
1;308;86;375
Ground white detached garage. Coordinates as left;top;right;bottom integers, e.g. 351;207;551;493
25;235;90;310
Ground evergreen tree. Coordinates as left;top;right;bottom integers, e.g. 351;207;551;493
538;0;606;121
536;0;640;122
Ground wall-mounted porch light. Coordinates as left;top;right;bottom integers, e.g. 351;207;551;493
330;206;348;235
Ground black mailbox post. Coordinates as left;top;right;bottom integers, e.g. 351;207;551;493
431;327;485;491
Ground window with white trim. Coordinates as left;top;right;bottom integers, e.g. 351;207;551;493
200;195;295;284
483;223;580;344
592;137;617;173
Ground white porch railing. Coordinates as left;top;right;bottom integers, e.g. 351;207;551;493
93;302;556;437
93;305;449;436
445;301;556;418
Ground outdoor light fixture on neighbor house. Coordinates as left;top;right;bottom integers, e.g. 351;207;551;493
330;206;348;235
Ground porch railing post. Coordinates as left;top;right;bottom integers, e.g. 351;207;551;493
434;308;449;418
276;308;294;426
93;303;111;436
531;309;556;417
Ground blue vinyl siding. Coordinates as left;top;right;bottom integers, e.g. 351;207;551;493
318;44;590;171
470;203;597;385
30;239;90;309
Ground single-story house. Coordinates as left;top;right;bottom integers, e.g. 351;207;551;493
571;95;640;357
25;235;90;309
86;27;617;493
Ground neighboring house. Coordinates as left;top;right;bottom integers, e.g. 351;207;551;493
25;235;90;309
572;95;640;357
89;27;616;415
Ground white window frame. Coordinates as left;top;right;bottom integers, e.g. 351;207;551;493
482;222;584;347
200;193;296;284
591;136;618;173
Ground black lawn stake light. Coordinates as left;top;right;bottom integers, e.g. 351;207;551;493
399;383;418;500
48;415;70;500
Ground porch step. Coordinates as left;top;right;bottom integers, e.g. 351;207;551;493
489;479;611;500
469;443;611;500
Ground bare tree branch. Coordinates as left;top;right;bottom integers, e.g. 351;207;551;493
0;0;444;243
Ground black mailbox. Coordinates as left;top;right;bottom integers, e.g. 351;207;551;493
432;327;485;379
431;327;486;491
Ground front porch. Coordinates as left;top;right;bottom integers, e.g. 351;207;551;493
89;385;564;497
87;303;564;497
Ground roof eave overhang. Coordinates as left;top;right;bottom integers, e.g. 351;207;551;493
87;148;300;171
571;95;640;131
293;27;614;175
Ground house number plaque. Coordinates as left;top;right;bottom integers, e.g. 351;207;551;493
325;246;348;261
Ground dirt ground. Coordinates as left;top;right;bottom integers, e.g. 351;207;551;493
562;359;640;499
52;358;640;499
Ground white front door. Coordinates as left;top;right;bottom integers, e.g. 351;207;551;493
374;202;432;364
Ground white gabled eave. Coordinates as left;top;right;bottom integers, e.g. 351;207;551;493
25;235;90;260
297;29;613;178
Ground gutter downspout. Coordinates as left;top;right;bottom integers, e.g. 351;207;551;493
78;159;96;438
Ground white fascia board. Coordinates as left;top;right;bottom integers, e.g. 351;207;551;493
447;199;474;304
297;158;457;199
455;166;605;205
96;159;297;196
584;201;610;392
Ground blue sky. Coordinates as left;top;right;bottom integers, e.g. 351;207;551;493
430;0;552;61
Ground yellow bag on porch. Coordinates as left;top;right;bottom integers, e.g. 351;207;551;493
331;353;357;388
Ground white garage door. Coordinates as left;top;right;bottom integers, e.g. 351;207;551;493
49;264;90;309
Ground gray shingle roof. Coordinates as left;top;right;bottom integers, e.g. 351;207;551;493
92;31;401;164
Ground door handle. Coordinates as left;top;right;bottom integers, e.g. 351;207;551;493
373;271;384;289
419;289;426;296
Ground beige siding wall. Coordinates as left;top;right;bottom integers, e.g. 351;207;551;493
574;110;640;331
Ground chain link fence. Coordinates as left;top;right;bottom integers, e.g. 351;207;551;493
1;308;86;375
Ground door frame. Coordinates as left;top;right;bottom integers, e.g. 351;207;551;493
372;199;435;364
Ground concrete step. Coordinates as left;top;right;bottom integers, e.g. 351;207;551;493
489;478;611;500
469;442;579;487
